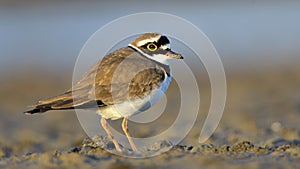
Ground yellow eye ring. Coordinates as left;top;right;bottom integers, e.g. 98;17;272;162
147;43;158;51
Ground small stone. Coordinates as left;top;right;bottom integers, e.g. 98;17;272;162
53;150;62;156
271;122;282;132
150;140;173;151
186;146;193;151
229;141;254;152
68;147;81;153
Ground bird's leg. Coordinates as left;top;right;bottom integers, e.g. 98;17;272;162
100;117;122;152
121;118;138;152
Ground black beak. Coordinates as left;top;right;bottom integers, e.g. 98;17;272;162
166;50;184;59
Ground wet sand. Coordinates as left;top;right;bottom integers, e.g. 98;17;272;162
0;67;299;169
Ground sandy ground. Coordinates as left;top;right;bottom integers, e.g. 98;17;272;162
0;67;299;169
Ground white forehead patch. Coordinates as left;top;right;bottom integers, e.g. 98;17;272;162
160;44;170;50
136;35;161;47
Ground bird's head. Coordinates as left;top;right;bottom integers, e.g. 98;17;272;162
129;32;183;65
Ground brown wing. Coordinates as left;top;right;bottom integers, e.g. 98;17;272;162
24;47;167;114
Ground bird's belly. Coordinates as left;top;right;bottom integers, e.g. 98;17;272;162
98;76;171;120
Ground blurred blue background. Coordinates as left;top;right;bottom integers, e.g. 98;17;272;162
1;0;300;74
1;3;300;167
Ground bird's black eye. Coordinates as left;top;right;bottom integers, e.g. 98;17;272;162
147;43;157;51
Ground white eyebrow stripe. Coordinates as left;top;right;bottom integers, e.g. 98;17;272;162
128;44;170;65
160;44;170;50
136;35;161;47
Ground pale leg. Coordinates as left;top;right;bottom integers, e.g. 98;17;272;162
122;118;138;152
100;117;122;152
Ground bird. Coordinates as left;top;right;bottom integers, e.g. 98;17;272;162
24;32;183;152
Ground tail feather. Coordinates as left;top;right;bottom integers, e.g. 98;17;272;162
24;107;52;114
23;89;101;115
23;91;75;115
31;91;73;107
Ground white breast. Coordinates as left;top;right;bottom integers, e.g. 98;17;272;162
98;73;172;120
